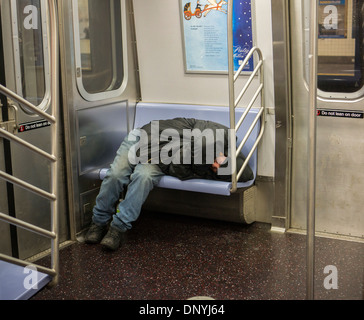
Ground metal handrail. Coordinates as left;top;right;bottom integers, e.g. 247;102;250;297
0;127;56;162
0;214;56;239
227;1;266;193
0;84;56;124
0;0;59;287
0;171;56;201
234;59;263;107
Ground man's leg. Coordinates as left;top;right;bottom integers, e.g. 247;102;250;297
85;129;140;243
110;163;164;231
100;164;164;250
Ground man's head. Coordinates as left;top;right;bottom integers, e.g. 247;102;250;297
211;153;228;173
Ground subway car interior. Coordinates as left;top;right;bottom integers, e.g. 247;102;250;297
0;0;363;302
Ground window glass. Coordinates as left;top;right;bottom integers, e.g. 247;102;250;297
317;0;363;93
303;0;364;95
75;0;125;98
15;0;48;108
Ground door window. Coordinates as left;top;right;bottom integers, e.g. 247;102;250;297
73;0;127;101
303;0;364;97
11;0;50;112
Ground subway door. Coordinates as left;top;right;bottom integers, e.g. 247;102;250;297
290;0;364;240
0;0;69;260
58;0;139;235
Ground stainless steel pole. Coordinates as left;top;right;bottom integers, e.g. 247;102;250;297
48;0;60;287
227;0;237;193
307;0;318;301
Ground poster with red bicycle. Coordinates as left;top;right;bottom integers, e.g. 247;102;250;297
181;0;254;73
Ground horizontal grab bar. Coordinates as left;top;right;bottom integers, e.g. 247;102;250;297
0;84;55;124
237;112;265;182
234;47;263;82
0;171;56;201
0;212;56;239
0;253;57;277
234;60;263;108
235;84;264;133
0;128;57;162
236;107;264;156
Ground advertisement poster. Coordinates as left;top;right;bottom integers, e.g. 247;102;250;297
318;0;347;38
181;0;254;73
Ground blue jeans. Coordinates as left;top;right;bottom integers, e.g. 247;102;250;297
92;129;165;232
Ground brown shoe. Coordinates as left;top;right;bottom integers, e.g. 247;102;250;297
100;226;124;251
85;223;108;244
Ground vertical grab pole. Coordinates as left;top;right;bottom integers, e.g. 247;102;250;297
48;0;59;287
307;0;318;300
227;0;237;193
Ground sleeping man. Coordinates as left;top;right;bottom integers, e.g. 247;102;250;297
85;118;253;251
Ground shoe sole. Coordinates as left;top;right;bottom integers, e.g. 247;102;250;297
100;241;119;251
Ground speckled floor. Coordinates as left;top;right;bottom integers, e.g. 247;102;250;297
31;211;363;300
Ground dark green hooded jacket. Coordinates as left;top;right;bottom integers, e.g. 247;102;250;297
139;118;254;182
